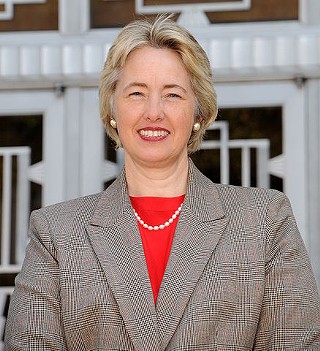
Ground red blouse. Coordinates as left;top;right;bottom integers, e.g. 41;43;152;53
130;195;185;304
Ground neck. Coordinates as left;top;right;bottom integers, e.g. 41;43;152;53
125;156;189;197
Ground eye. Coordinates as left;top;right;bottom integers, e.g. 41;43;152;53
167;93;181;99
128;91;145;100
129;91;143;97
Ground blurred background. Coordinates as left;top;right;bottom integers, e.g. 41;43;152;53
0;0;320;347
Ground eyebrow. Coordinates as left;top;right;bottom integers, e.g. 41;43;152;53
124;82;147;90
164;84;188;94
124;82;188;94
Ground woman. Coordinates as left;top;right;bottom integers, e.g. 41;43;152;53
5;15;320;350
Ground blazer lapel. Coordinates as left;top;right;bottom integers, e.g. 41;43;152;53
156;162;228;349
86;172;161;351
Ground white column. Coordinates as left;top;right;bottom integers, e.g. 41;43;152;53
80;88;105;196
300;0;320;24
283;86;307;243
305;79;320;291
64;87;82;200
59;0;90;35
43;95;65;206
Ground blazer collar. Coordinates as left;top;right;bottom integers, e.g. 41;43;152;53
87;170;161;350
89;160;225;227
156;161;228;349
86;160;228;350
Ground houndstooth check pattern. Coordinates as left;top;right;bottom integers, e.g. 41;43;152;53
4;160;320;350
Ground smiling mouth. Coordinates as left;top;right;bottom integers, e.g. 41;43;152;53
139;130;169;137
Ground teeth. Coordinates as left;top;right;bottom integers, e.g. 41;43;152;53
139;130;168;137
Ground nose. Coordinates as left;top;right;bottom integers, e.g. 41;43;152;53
143;95;164;122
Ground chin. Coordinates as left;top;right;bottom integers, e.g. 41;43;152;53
140;152;186;167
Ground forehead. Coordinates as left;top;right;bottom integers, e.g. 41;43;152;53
125;45;181;60
119;46;192;86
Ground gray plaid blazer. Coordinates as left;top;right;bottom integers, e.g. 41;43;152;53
5;161;320;350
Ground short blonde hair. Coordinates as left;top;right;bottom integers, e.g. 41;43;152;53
99;15;218;154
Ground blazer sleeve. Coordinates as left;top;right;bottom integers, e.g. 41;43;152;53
4;209;67;351
254;192;320;350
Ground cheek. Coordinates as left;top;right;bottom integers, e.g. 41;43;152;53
176;120;194;141
176;108;196;131
112;105;131;131
114;99;142;119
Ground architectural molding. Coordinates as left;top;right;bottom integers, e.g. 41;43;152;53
0;21;320;89
0;0;46;20
134;0;252;26
135;0;251;15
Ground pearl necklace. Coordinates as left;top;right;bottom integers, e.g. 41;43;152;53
133;203;183;231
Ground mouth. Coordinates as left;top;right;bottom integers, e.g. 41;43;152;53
138;129;169;137
137;128;170;141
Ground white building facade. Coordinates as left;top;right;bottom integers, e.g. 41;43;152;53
0;0;320;347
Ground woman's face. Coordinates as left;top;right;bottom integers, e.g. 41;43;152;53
113;46;197;168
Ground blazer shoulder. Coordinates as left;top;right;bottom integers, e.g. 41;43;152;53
213;183;289;212
31;192;103;230
191;162;289;213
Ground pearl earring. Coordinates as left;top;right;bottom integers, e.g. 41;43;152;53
110;119;117;129
193;122;201;132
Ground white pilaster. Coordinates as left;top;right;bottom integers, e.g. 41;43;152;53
300;0;320;24
305;79;320;291
80;89;105;196
43;94;65;205
59;0;90;35
64;87;82;200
